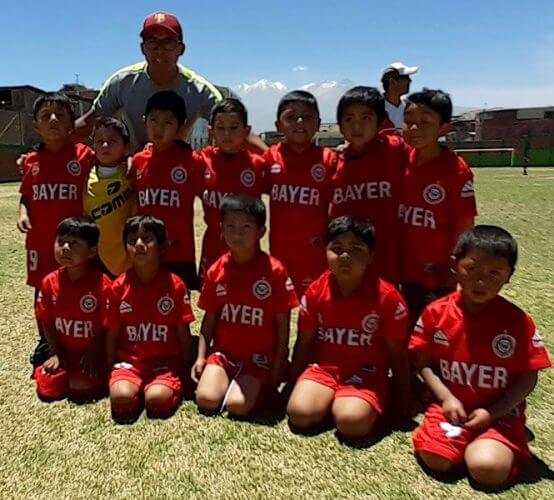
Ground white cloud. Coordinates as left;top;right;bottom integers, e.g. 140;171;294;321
449;85;554;109
292;65;308;72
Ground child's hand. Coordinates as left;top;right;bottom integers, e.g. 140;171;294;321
442;395;467;425
42;354;61;374
464;408;492;432
80;351;99;377
191;357;205;383
17;214;32;233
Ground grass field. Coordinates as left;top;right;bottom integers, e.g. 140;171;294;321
0;168;553;499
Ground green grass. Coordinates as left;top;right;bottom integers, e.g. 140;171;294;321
0;168;553;499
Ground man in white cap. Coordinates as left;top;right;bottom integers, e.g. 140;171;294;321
380;61;418;131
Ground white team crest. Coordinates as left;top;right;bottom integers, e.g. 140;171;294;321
423;183;446;205
157;296;174;315
119;301;133;314
253;279;272;300
240;169;256;187
285;277;295;292
66;160;82;176
216;284;227;297
270;163;281;174
440;422;463;438
204;168;212;180
492;333;516;359
394;302;407;320
31;164;40;176
433;330;449;346
532;329;544;349
461;180;475;198
310;163;325;182
361;313;380;333
80;294;97;313
171;166;187;184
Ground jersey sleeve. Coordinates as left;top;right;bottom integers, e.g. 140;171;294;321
382;288;409;342
197;270;220;312
262;148;276;194
408;306;436;354
452;160;478;220
174;278;195;325
35;276;54;320
19;157;33;197
272;263;299;313
298;285;318;333
104;281;122;330
99;275;113;324
519;315;552;371
92;71;123;116
192;151;207;197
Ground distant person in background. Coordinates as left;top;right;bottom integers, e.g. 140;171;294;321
523;155;529;175
379;62;418;134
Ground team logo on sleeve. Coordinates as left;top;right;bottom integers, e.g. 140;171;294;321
532;329;545;349
362;313;380;333
433;330;449;346
240;169;256;187
171;166;188;184
285;277;295;292
492;333;516;359
67;160;82;176
270;163;281;174
310;163;325;182
119;301;133;314
423;184;446;205
31;164;40;176
253;279;272;300
157;296;175;315
394;302;408;320
216;284;227;297
80;294;98;313
204;168;212;180
461;180;475;198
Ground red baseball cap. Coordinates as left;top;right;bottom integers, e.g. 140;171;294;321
141;12;183;41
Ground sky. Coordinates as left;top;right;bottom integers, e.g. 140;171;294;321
2;0;554;127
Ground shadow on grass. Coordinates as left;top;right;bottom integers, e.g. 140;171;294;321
336;417;418;449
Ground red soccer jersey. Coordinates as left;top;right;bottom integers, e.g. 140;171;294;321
299;269;409;374
35;267;111;353
409;292;551;414
198;250;299;365
399;147;477;286
131;143;202;263
105;269;195;370
264;142;336;290
20;143;94;254
198;146;266;273
330;136;406;283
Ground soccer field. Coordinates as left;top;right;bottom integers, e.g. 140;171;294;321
0;168;552;499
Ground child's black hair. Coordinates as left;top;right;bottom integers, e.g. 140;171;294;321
145;90;187;126
337;86;387;125
57;217;99;247
454;225;518;270
220;194;266;227
33;93;75;122
405;88;453;124
123;215;168;247
210;98;248;127
93;116;130;145
326;216;376;250
276;90;320;121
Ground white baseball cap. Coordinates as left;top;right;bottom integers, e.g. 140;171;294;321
382;62;419;79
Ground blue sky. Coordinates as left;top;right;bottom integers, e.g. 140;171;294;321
2;0;554;109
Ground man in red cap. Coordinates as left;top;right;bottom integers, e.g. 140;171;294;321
75;12;266;152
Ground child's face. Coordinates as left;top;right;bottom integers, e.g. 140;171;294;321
93;127;128;166
210;112;250;154
403;103;449;150
339;104;379;151
276;102;320;148
54;234;96;269
145;109;183;150
455;249;513;307
221;212;264;255
33;103;73;143
126;228;164;268
327;231;373;282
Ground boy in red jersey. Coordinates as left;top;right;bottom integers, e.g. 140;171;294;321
331;87;405;284
400;89;477;321
264;90;336;296
198;99;265;281
193;195;298;418
286;216;411;441
17;93;95;368
410;226;551;489
130;90;202;290
106;216;195;423
34;217;110;402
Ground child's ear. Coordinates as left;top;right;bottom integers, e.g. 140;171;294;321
88;246;98;260
275;120;282;133
179;42;186;57
259;225;267;239
208;125;214;143
439;121;453;137
32;120;40;134
245;125;252;137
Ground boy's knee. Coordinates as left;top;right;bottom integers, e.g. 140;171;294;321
418;451;455;473
334;411;375;438
466;455;511;487
145;387;179;419
286;402;325;429
195;388;223;412
226;397;254;418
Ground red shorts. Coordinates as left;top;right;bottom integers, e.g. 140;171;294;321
298;363;387;414
27;247;58;288
109;362;182;398
413;404;530;477
34;355;106;401
206;352;271;387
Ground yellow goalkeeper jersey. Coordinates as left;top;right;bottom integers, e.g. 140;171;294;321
83;165;136;275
